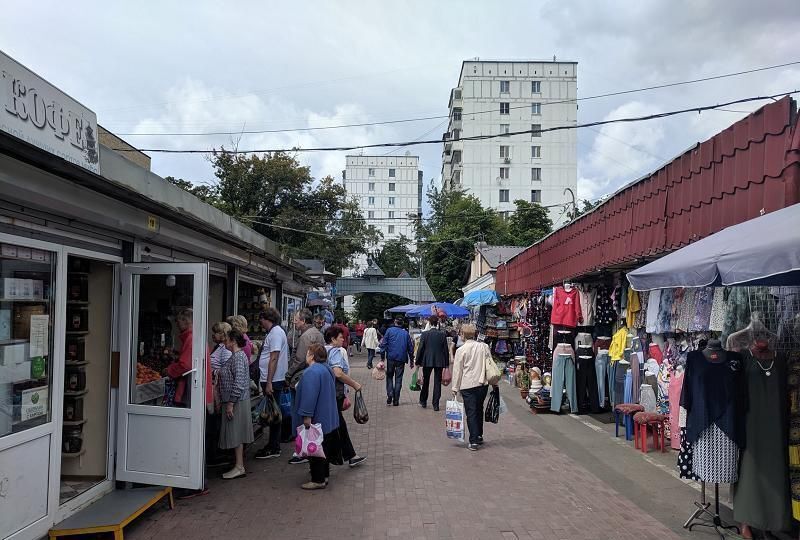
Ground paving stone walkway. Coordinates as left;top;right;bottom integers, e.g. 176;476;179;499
126;352;683;540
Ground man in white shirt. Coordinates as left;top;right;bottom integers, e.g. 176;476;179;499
255;307;289;459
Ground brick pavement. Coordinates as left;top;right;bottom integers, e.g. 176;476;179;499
126;353;683;540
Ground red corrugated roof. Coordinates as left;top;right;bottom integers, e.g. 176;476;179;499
496;96;800;295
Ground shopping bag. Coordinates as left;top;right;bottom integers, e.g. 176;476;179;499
409;368;421;391
445;398;465;442
278;389;292;418
353;389;369;424
485;386;500;424
371;364;386;380
295;423;326;459
484;355;502;385
498;395;508;415
442;367;452;387
258;395;281;426
342;395;352;411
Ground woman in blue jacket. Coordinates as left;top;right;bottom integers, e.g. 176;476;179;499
295;343;341;489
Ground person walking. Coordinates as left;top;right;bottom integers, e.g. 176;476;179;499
324;327;368;467
451;324;496;451
285;308;324;464
354;320;366;353
363;321;380;369
255;308;289;460
415;315;450;411
379;318;414;406
218;328;254;479
295;343;342;490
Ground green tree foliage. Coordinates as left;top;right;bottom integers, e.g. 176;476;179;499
417;188;552;302
507;199;553;247
166;151;380;276
353;236;419;322
567;198;600;221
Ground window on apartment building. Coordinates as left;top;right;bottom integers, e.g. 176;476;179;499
531;145;541;158
531;123;542;137
368;210;375;219
500;102;510;115
452;129;461;140
499;167;510;179
368;182;375;191
452;108;462;121
368;196;375;205
388;197;395;206
499;146;510;159
499;189;510;203
389;183;396;191
500;80;510;93
388;225;395;234
531;102;541;115
531;189;542;203
500;124;510;136
532;80;541;93
453;89;462;100
453;170;461;183
389;168;396;178
388;211;395;219
452;150;462;163
368;168;375;177
531;167;542;181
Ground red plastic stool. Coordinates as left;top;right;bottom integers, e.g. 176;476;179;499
633;412;667;453
614;404;644;440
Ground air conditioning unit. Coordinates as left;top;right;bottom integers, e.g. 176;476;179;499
504;157;511;164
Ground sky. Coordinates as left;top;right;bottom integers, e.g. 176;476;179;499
2;0;799;210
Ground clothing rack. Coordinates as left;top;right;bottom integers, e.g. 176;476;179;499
684;482;739;538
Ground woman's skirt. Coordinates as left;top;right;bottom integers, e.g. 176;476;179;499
219;394;255;449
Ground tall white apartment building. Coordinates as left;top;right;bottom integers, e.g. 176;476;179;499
343;154;422;276
442;59;578;220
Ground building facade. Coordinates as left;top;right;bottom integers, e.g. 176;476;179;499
343;154;422;272
442;59;578;220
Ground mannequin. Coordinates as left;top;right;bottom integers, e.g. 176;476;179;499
731;330;791;537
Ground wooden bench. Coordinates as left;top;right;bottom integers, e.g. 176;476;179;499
49;486;173;540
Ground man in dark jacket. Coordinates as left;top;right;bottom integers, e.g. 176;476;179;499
415;315;450;411
379;318;414;406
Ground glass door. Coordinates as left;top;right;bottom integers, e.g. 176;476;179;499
116;263;208;489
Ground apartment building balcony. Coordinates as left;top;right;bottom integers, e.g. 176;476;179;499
448;87;462;109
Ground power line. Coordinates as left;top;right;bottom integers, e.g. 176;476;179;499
112;60;800;137
109;91;798;154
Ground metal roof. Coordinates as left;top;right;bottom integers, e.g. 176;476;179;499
478;245;526;269
496;96;800;295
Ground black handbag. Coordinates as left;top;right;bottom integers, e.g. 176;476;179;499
485;387;500;424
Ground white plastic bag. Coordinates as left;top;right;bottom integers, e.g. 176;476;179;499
295;423;326;459
498;396;508;415
445;397;465;442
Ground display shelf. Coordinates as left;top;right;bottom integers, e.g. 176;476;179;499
0;297;48;303
64;389;89;397
67;300;90;306
63;419;87;427
66;331;90;336
62;449;86;458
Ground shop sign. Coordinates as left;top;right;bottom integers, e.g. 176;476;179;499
0;51;99;173
20;385;48;422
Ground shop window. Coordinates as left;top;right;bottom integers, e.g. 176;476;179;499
0;242;56;438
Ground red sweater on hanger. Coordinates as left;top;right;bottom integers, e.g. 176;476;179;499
551;286;583;328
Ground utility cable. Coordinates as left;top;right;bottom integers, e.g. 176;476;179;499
112;61;800;137
108;91;798;153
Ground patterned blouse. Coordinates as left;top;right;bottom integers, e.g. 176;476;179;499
218;349;250;403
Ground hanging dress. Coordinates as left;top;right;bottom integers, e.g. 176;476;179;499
733;349;792;532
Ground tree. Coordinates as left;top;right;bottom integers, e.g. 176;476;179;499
567;198;600;221
166;151;380;275
353;237;419;321
165;176;220;206
416;187;511;302
507;200;552;246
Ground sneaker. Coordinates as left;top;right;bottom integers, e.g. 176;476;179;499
255;448;281;460
468;444;479;451
301;481;326;490
433;405;440;412
222;466;246;479
288;456;309;465
348;456;367;468
386;396;393;405
392;401;399;407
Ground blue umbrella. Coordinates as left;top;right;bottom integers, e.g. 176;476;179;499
406;302;470;318
386;304;419;313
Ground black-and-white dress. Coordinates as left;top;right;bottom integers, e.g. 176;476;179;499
677;406;699;481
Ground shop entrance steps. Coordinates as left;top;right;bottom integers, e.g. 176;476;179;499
49;486;173;540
